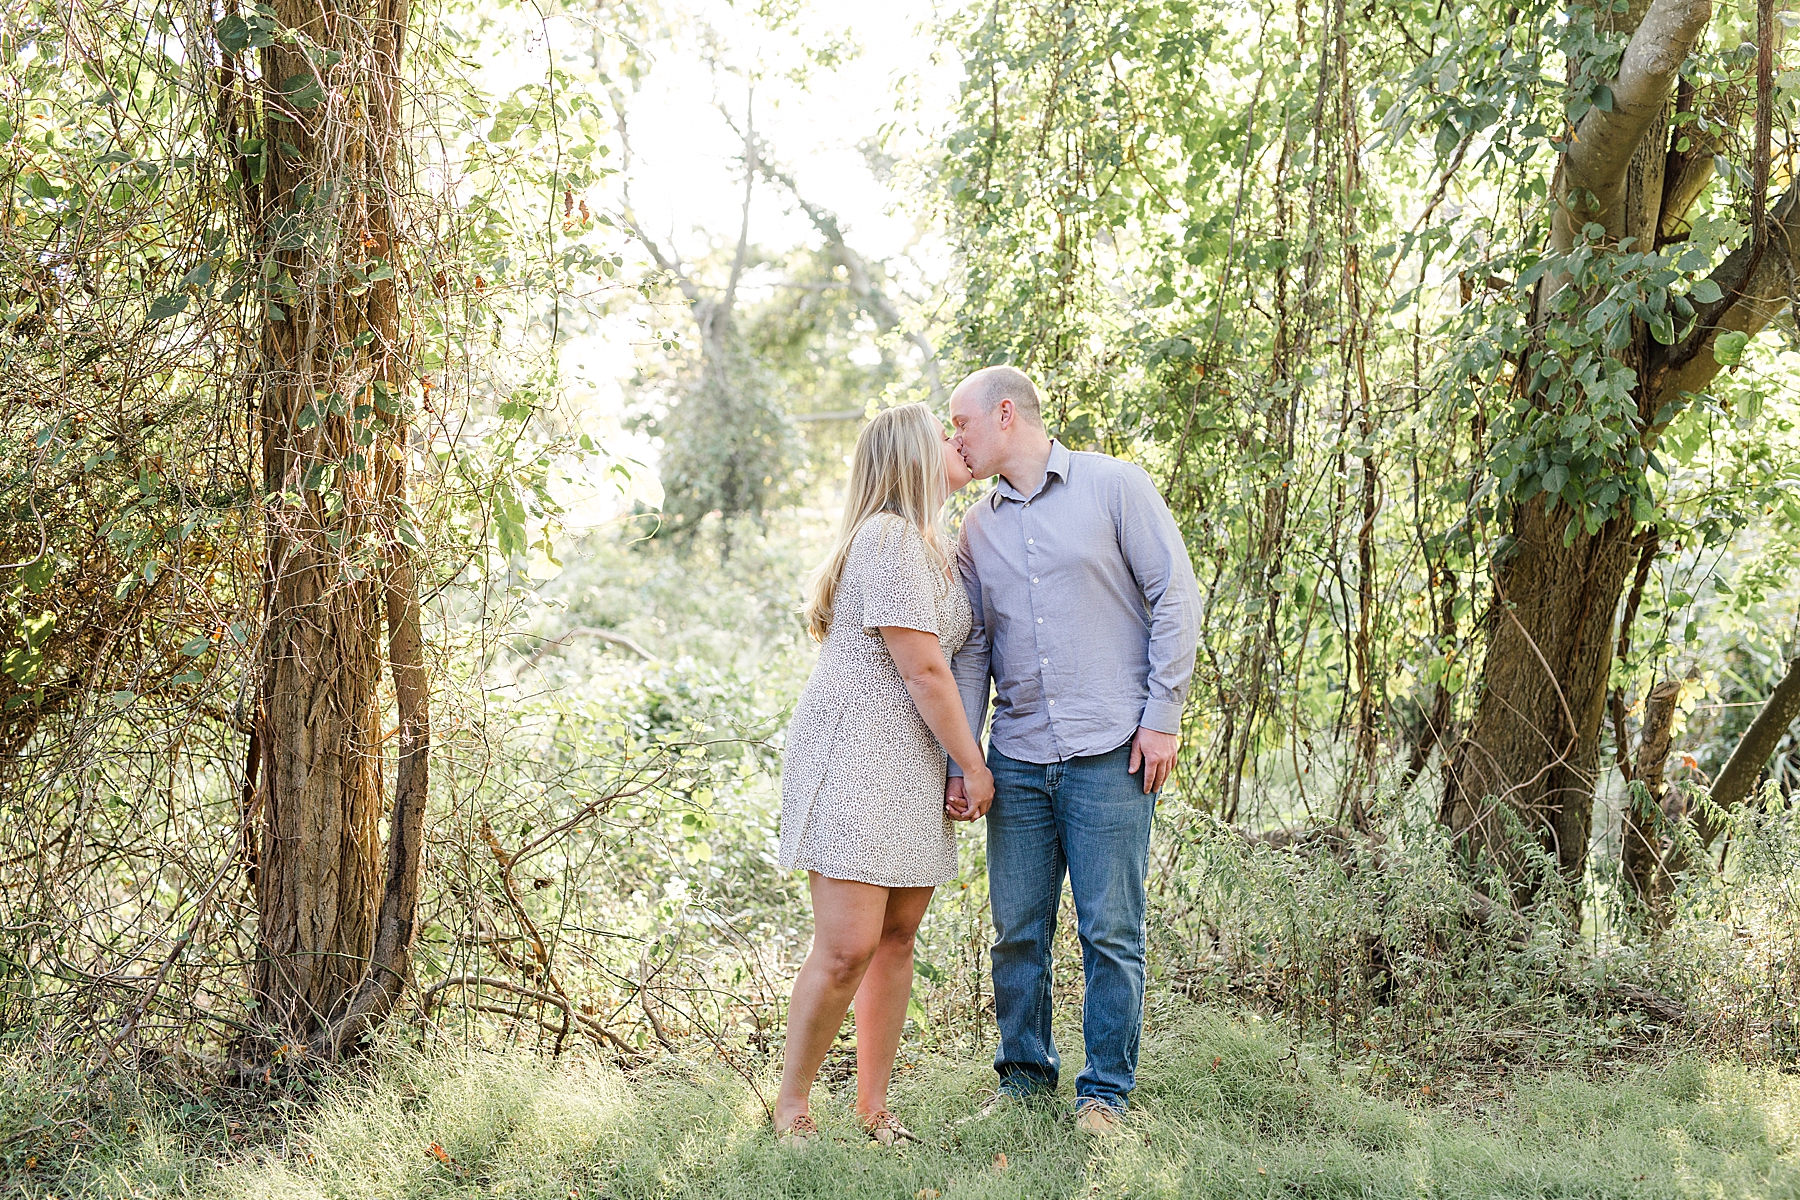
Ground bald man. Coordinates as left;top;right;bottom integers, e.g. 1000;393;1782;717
945;366;1201;1134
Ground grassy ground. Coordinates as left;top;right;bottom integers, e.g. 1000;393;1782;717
12;1009;1800;1199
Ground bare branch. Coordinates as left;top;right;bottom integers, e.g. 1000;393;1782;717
523;625;657;668
420;975;636;1055
754;159;944;400
719;88;756;322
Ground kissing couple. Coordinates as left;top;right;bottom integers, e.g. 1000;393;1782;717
772;366;1202;1144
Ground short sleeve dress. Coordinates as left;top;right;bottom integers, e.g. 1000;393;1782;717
778;513;974;887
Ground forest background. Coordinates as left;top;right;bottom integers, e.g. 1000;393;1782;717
3;0;1800;1195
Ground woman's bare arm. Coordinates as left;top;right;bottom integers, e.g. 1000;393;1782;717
881;626;995;817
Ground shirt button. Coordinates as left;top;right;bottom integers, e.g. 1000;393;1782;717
1028;538;1034;545
1036;617;1043;624
1041;657;1048;665
1031;576;1039;584
1048;699;1056;706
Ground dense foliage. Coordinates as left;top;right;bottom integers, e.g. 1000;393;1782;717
2;0;1799;1190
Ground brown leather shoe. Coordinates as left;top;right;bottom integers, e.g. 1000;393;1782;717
1074;1099;1125;1135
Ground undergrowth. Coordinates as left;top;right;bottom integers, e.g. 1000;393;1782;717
6;1008;1799;1198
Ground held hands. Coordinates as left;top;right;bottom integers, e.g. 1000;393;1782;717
1129;726;1180;794
944;769;995;822
944;731;1172;814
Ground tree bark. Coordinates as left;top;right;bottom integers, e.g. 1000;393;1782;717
1441;506;1639;902
1621;679;1682;927
1440;0;1780;913
247;0;427;1057
1700;653;1800;840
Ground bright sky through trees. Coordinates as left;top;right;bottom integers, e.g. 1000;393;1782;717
473;0;958;526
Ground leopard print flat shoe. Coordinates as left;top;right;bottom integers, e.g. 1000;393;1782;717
775;1112;819;1146
862;1109;917;1146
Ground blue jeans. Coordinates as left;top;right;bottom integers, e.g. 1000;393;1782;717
986;741;1156;1111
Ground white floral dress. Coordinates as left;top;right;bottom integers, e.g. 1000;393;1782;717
778;513;973;887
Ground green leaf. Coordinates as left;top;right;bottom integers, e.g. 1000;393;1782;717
1433;119;1460;159
1541;463;1568;495
216;13;250;53
1;647;40;686
147;293;189;322
1713;330;1749;365
1689;278;1723;304
180;635;212;657
281;73;324;110
905;995;930;1031
15;608;50;643
20;557;54;593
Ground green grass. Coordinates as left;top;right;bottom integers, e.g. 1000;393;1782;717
13;1009;1800;1199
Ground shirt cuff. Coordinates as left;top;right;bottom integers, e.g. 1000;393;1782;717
1139;699;1185;736
946;761;965;778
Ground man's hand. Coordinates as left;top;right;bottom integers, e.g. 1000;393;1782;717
1129;727;1179;795
945;771;994;821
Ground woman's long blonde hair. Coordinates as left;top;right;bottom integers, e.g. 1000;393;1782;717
802;402;950;641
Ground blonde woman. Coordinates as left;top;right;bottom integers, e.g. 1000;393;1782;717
774;401;995;1144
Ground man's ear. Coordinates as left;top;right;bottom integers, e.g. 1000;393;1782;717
996;398;1014;430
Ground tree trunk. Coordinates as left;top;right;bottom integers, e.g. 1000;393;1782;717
1441;505;1638;903
1699;653;1800;841
247;0;427;1058
1622;679;1682;928
1441;0;1722;913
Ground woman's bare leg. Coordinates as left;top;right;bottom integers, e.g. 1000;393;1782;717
851;885;935;1120
775;873;890;1131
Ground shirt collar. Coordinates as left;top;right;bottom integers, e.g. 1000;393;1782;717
991;440;1071;509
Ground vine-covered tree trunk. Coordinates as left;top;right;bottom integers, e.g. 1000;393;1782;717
1433;0;1800;908
244;0;429;1057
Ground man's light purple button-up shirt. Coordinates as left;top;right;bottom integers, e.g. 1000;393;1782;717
948;440;1201;771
